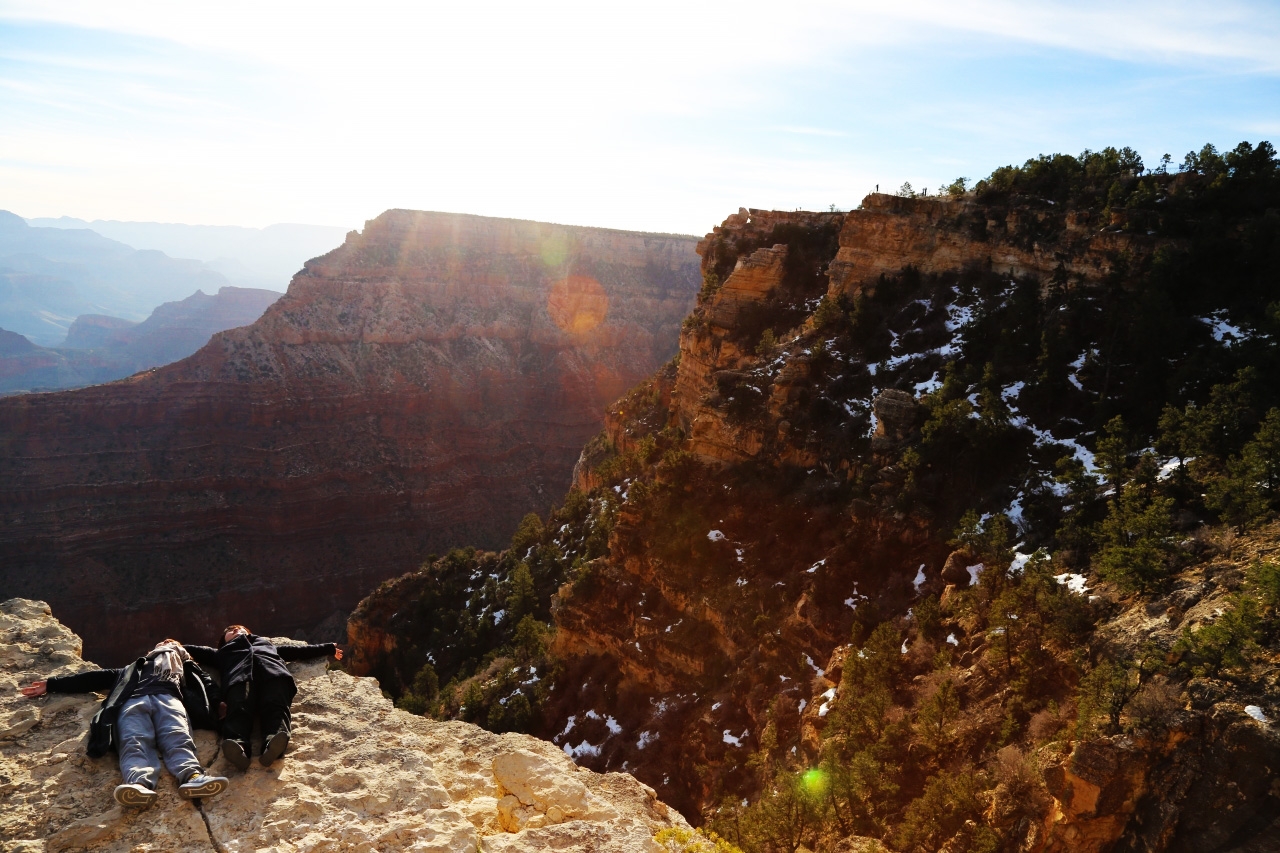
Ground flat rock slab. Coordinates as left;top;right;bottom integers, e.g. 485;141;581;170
0;598;684;852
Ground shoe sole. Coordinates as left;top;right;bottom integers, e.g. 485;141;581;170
114;785;158;808
260;732;289;767
221;739;250;771
179;777;228;800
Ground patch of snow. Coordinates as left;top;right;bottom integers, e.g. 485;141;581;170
1067;373;1085;392
780;674;790;683
1009;551;1033;574
900;640;910;654
1157;457;1191;481
804;654;824;677
946;633;959;646
807;558;827;574
1244;705;1269;723
1007;493;1025;528
1054;572;1090;595
708;530;726;542
1001;381;1025;402
711;701;722;711
723;730;748;747
736;577;748;587
946;303;974;333
564;741;600;759
990;626;1006;636
818;687;838;717
555;715;577;741
798;699;807;713
584;709;600;720
605;716;623;736
967;563;985;586
492;609;506;624
1201;311;1250;346
736;548;744;562
913;564;927;592
844;598;858;609
915;372;942;395
636;730;657;749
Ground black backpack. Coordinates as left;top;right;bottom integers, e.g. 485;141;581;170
182;659;221;731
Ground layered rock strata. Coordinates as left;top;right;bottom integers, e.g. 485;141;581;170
0;211;699;662
0;598;684;852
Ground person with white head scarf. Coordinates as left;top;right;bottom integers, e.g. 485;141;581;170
20;638;229;808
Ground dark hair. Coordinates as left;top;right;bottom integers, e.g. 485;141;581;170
219;625;250;648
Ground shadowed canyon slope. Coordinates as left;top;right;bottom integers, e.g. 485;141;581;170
0;211;700;662
0;598;685;852
349;147;1280;852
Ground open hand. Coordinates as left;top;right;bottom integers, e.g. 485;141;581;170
332;647;344;661
21;680;47;697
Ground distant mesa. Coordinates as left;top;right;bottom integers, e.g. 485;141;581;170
0;286;280;395
0;209;701;663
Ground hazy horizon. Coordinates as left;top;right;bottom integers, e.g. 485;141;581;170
2;1;1278;235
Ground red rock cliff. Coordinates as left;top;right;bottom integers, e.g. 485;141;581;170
0;210;699;662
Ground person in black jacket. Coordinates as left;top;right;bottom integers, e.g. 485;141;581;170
185;625;342;771
20;639;229;809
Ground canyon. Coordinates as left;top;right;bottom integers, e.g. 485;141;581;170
0;286;280;394
348;157;1280;852
0;210;700;663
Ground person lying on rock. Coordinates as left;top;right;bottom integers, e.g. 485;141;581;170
20;639;229;809
184;625;342;771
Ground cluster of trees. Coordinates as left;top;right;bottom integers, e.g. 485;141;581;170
379;485;616;732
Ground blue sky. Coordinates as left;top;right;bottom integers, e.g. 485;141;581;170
2;1;1278;235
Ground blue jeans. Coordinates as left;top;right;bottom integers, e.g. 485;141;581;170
116;693;202;788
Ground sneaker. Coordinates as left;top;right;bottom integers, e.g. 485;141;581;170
178;773;229;800
114;783;158;809
221;739;250;771
260;731;289;767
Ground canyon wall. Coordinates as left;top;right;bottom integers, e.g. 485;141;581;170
0;211;699;662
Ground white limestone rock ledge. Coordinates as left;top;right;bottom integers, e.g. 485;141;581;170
0;598;686;852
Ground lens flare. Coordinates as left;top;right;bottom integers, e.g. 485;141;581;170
801;768;828;796
548;275;608;336
540;233;571;269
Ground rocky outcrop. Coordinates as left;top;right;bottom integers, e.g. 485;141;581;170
0;287;280;394
0;598;685;851
0;211;700;662
825;193;1157;297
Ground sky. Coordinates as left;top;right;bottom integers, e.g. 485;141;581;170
2;1;1278;236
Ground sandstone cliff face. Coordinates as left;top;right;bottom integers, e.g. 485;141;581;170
0;598;685;852
0;211;699;662
537;193;1280;836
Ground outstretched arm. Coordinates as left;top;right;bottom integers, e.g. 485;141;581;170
24;668;121;696
278;642;342;662
184;644;219;668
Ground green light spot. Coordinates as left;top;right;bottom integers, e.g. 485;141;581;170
801;768;828;795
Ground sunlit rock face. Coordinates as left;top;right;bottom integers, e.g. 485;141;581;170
0;598;685;851
0;211;699;663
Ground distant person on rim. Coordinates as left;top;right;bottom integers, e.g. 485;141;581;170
185;625;343;771
20;639;229;808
